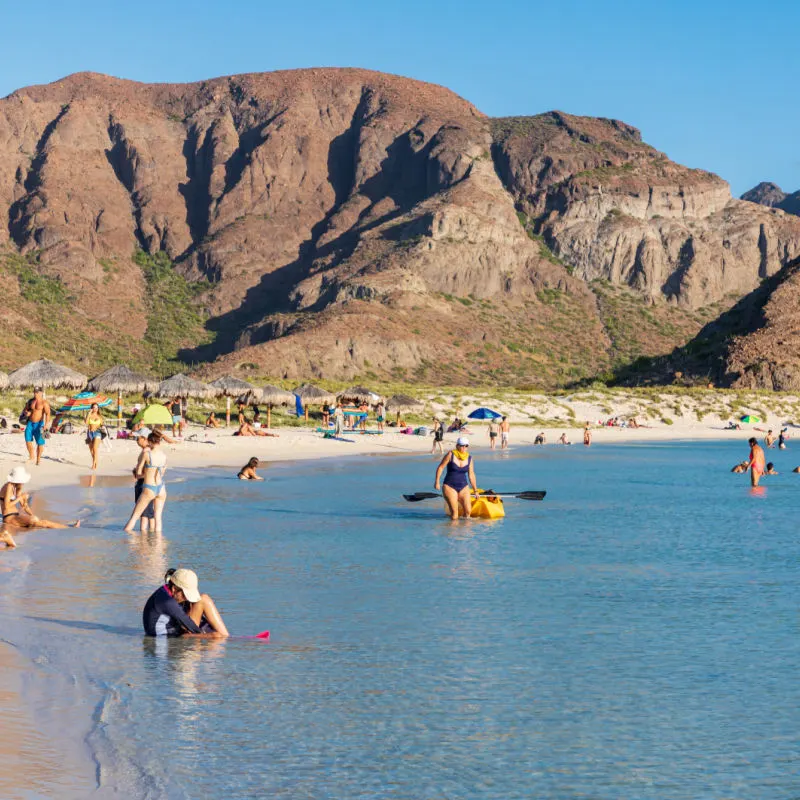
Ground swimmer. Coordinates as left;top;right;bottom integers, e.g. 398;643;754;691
765;462;779;475
731;461;749;474
534;432;545;446
746;437;766;487
238;457;264;480
143;568;229;637
434;436;478;520
0;467;80;529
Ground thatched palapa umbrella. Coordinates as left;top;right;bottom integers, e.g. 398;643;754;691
387;394;423;411
337;385;384;405
155;373;216;399
257;384;295;429
293;383;337;422
8;359;87;393
88;365;157;425
209;376;255;427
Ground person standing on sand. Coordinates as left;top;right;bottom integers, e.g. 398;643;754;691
500;416;510;449
333;402;345;436
488;418;500;450
85;402;105;471
22;388;50;466
431;417;444;455
746;437;766;487
583;424;592;446
375;401;385;433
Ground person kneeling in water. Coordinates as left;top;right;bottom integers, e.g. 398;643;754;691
238;457;264;480
143;568;229;637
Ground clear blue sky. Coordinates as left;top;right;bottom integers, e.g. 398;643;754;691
1;0;797;196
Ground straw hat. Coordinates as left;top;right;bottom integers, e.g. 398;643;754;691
169;568;201;603
7;466;31;484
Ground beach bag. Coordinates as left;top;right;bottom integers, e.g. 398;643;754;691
62;421;74;435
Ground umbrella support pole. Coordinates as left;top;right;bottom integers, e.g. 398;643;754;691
267;406;271;429
226;397;231;427
304;405;309;422
117;390;122;428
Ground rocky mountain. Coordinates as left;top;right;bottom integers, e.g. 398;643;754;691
2;69;799;386
741;181;800;217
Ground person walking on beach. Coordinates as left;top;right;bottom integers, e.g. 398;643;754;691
22;388;50;466
124;431;168;532
431;417;444;455
500;416;510;449
132;429;156;532
85;402;105;471
746;437;766;487
0;467;80;529
434;436;478;520
168;397;184;438
583;424;592;447
376;401;385;433
488;418;500;450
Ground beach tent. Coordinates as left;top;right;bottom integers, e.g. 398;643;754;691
209;376;256;426
467;407;502;420
88;365;157;425
132;403;174;427
7;359;87;392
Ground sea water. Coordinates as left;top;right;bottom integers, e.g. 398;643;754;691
1;441;799;799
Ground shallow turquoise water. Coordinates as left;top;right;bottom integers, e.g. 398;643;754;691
2;441;800;799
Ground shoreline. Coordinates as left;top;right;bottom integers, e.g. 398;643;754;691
0;421;771;497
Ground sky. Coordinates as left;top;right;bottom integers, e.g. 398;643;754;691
1;0;797;196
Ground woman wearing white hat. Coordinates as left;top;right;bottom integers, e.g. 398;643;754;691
434;436;478;520
0;467;80;529
143;568;229;637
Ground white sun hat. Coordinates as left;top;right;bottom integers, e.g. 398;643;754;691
456;436;470;447
7;466;31;484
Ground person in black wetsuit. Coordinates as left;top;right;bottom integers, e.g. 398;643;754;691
143;568;229;637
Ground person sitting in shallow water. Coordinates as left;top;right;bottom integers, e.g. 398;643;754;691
558;433;571;445
765;462;779;475
0;467;81;529
142;568;229;637
731;461;749;474
238;457;264;481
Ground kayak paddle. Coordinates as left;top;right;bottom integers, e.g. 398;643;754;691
403;490;545;502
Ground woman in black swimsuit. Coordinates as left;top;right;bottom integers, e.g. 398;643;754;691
434;436;478;519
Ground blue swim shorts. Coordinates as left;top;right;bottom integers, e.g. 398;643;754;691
25;420;45;446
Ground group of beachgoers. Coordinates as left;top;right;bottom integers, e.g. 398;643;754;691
732;429;796;486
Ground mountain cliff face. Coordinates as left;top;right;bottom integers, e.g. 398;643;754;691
1;69;797;385
741;181;800;217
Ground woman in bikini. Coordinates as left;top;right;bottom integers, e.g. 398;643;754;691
85;402;105;470
434;436;478;520
0;467;80;529
238;457;264;480
124;431;168;532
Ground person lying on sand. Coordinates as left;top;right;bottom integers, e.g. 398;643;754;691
0;467;81;529
731;461;749;474
765;462;779;475
143;568;229;637
236;420;278;437
238;457;264;481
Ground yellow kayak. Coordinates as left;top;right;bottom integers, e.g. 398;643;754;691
470;491;505;519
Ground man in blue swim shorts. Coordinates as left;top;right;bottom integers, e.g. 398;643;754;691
23;387;51;466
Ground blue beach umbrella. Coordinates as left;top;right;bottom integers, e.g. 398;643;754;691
55;391;114;414
467;407;502;420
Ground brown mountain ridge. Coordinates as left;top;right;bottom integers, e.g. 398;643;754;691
1;68;798;387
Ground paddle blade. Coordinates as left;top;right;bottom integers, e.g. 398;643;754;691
516;491;546;501
403;492;440;502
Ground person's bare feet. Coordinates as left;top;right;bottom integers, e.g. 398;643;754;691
1;530;17;548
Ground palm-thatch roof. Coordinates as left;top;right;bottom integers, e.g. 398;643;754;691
0;371;8;390
88;365;156;394
155;373;215;399
293;383;337;405
337;385;384;404
387;393;424;411
238;384;296;406
8;359;87;390
209;376;255;397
